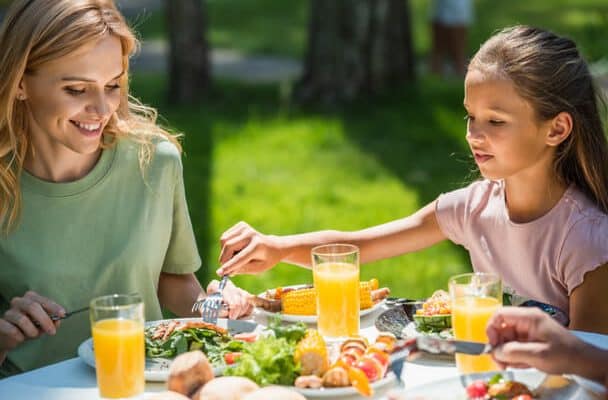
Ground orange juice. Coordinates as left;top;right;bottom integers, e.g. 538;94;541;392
92;318;144;398
314;262;359;338
452;296;501;373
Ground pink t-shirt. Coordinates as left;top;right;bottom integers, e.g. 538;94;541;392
436;179;608;315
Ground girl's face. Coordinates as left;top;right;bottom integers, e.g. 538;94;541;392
463;70;555;181
20;33;123;159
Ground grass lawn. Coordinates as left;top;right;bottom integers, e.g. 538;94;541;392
129;1;608;298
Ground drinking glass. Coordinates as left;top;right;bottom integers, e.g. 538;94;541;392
312;243;360;339
90;294;145;399
449;272;502;374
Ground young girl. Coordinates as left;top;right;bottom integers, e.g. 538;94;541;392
217;26;608;334
0;0;251;376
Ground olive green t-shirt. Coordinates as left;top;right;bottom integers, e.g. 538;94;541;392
0;137;201;374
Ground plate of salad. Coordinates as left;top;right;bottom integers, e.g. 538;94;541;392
78;318;259;381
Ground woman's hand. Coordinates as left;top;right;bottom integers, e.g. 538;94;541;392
486;307;607;381
217;222;286;276
207;279;253;320
0;291;65;362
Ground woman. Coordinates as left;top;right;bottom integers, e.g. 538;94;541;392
0;0;251;376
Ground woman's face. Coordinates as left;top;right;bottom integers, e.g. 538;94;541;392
20;33;124;158
463;69;554;182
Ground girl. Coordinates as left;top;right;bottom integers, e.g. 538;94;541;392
0;0;251;376
217;26;608;334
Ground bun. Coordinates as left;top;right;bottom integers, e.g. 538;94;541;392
242;386;306;400
195;376;259;400
146;390;191;400
167;351;214;397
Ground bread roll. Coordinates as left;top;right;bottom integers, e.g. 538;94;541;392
146;390;191;400
167;351;214;397
242;386;306;400
195;376;259;400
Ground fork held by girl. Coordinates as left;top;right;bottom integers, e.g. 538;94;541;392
218;25;608;335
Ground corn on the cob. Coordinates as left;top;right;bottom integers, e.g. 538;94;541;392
294;329;329;376
281;280;377;315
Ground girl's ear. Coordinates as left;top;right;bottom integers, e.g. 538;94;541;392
546;111;572;147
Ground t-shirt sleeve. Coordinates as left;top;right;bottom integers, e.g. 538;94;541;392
558;216;608;294
435;186;470;247
162;153;202;274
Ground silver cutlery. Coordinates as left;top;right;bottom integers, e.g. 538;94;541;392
416;336;492;355
33;306;89;328
191;275;229;324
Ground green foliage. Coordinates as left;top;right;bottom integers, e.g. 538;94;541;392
132;0;608;62
129;0;607;300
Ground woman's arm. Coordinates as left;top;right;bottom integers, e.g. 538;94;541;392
157;272;204;318
487;307;608;386
157;272;253;319
568;263;608;334
217;200;446;276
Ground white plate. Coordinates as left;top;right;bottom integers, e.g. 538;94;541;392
402;369;599;400
293;372;396;398
255;285;386;323
78;318;258;382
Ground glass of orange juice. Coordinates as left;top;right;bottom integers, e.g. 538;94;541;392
449;272;502;374
312;243;360;339
90;293;145;399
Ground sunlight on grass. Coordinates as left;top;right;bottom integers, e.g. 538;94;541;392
208;115;470;297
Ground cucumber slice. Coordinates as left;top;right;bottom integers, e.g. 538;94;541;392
413;314;452;332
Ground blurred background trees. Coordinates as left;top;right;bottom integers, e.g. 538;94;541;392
295;0;415;105
165;0;210;104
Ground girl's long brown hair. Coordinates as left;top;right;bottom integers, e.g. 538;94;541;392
0;0;181;233
469;25;608;213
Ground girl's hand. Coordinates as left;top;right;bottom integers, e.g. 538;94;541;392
217;222;285;276
207;279;253;319
0;291;65;356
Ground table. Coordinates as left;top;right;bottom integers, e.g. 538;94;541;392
0;307;606;400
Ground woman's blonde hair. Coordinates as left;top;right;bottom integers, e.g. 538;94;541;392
469;25;608;213
0;0;181;233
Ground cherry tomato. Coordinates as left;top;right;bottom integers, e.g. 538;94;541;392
465;380;488;399
223;352;242;365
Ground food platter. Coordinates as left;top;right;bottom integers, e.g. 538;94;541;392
293;372;397;398
402;369;602;399
255;284;386;323
78;318;258;382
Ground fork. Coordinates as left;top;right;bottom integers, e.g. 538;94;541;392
192;275;229;324
33;306;90;328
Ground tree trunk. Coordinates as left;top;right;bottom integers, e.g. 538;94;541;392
295;0;415;105
165;0;209;104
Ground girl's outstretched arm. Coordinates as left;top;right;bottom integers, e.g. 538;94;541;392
568;264;608;334
217;200;446;276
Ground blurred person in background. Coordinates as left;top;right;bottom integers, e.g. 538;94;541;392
429;0;473;77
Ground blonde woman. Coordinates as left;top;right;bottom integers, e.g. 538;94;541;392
0;0;251;376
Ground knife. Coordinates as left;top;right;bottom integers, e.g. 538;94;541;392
415;336;492;355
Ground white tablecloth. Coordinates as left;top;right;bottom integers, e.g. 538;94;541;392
0;307;605;400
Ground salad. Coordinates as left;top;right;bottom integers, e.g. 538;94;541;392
145;320;241;367
466;373;534;400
